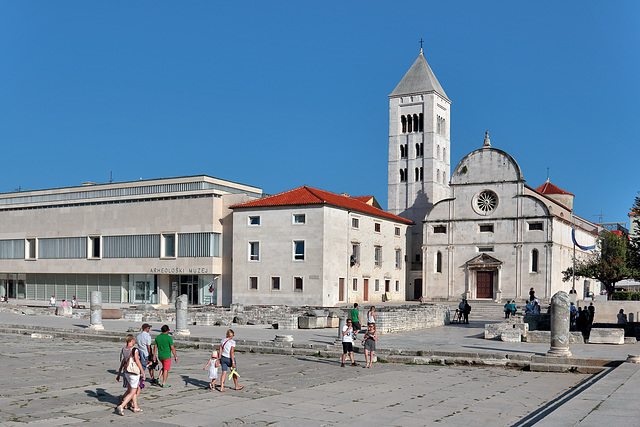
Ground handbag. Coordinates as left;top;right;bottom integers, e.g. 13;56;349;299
126;348;141;375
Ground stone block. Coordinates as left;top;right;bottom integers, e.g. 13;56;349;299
501;330;522;342
484;323;504;339
588;328;624;344
298;316;327;329
527;330;584;344
234;315;248;325
327;316;340;328
31;333;54;339
124;313;143;322
102;309;122;320
625;337;636;344
55;306;72;317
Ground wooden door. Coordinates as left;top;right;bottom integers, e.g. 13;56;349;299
363;279;369;301
339;278;345;301
476;271;493;299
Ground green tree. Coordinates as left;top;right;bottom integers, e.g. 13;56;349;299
562;230;633;299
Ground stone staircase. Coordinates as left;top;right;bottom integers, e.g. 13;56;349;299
445;300;549;321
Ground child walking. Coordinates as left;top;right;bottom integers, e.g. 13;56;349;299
203;350;220;390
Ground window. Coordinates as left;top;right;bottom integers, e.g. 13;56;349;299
401;115;407;133
478;247;494;252
351;243;360;266
433;225;447;234
88;235;102;259
479;224;494;233
249;276;258;290
400;169;406;182
249;241;260;261
351;217;359;229
293;214;306;224
419;113;424;132
529;222;543;231
374;246;382;267
395;280;399;292
25;238;37;260
375;279;380;292
415;167;419;182
532;249;539;273
293;240;305;261
271;277;281;290
395;227;401;236
352;278;357;291
395;249;402;269
294;277;303;291
374;223;381;232
248;216;261;226
474;190;498;215
436;251;442;273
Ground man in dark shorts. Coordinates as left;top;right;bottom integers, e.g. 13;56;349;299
340;319;358;367
350;303;362;339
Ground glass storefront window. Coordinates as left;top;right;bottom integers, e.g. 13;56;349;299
129;274;157;304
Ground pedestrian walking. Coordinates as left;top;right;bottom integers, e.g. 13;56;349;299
367;306;376;324
153;325;177;388
219;329;244;392
362;323;378;368
137;324;156;384
116;334;145;415
350;303;362;339
203;350;220;390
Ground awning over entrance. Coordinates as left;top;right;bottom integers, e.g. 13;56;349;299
465;253;503;269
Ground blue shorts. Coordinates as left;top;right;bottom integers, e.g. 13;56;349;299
220;356;236;372
139;354;149;371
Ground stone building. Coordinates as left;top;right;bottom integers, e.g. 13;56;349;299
0;175;261;306
387;48;600;302
387;48;451;300
231;186;412;307
422;133;600;301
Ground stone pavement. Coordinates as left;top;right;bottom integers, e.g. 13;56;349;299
1;311;640;425
0;333;594;426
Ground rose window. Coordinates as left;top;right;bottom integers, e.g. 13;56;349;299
474;191;498;215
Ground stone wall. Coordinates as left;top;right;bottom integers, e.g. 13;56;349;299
523;313;550;331
374;304;450;334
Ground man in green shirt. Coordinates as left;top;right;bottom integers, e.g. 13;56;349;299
154;324;178;387
350;303;361;339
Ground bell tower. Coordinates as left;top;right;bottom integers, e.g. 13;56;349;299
387;47;451;296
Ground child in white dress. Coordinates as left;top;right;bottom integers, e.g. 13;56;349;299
203;351;220;390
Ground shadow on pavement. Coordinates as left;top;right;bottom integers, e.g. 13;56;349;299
296;356;340;366
462;345;544;355
180;374;209;388
85;387;119;405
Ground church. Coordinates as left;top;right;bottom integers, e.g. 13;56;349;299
388;49;601;302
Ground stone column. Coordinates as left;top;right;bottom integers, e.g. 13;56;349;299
89;291;104;330
494;266;503;303
174;294;190;337
336;318;346;344
547;291;572;357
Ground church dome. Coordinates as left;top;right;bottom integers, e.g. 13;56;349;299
451;132;523;185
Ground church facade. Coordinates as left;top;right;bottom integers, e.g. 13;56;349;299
388;50;600;302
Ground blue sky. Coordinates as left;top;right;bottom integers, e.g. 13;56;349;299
1;1;638;227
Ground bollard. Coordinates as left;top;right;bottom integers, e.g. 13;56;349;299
89;291;104;330
174;294;191;337
547;291;572;357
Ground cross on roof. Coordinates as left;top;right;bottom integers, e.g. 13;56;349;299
419;38;424;49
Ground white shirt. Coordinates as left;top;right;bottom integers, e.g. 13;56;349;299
342;325;353;343
220;338;236;358
50;297;56;306
136;331;152;357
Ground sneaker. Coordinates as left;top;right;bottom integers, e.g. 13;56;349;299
351;363;359;367
340;363;345;367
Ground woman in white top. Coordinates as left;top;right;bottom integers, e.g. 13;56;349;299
218;329;244;392
116;334;145;415
367;306;376;324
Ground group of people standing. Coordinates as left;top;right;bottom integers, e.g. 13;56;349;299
341;304;378;368
570;302;596;338
116;324;243;416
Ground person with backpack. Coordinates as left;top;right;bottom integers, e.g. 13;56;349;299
116;334;145;415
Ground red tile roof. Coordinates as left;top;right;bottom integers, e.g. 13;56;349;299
230;186;413;225
535;180;574;196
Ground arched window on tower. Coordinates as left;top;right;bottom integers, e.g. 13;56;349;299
443;147;446;160
436;169;441;183
400;145;405;158
420;167;424;181
531;249;539;273
437;146;441;160
401;115;407;133
407;115;412;133
416;143;420;157
436;251;442;273
443;171;447;185
419;113;424;132
399;169;405;182
413;114;419;132
415;168;419;181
